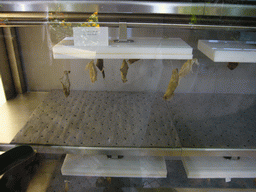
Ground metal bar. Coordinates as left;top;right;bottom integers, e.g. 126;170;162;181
0;144;182;156
1;10;256;29
2;13;255;26
204;3;256;17
118;22;127;41
1;144;256;157
125;22;256;30
0;28;16;99
0;1;255;17
0;13;48;20
1;21;256;30
182;148;256;158
3;27;26;94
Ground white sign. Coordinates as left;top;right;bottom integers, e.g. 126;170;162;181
73;27;109;46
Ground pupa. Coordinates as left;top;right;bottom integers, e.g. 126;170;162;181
96;59;105;78
163;68;179;100
227;62;239;70
127;59;140;65
85;60;97;83
60;70;71;97
120;59;129;83
179;58;199;80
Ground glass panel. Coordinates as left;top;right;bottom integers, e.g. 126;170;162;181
0;1;256;191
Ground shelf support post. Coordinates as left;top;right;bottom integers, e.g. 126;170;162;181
114;22;134;43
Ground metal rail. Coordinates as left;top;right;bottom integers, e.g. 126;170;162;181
1;144;256;157
0;1;256;157
0;2;255;29
1;21;256;30
0;1;255;17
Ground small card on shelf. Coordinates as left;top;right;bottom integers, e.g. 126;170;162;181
73;27;109;47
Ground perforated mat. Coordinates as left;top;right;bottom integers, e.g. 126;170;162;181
12;90;256;148
165;93;256;148
11;90;181;148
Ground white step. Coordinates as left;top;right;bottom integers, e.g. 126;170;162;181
53;37;193;60
182;156;256;182
61;154;167;178
198;40;256;63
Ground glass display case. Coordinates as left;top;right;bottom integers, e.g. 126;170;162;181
0;0;256;191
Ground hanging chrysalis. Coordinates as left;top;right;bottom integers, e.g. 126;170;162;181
64;180;70;192
178;58;199;80
227;62;239;70
85;60;97;83
96;59;105;78
120;59;129;83
60;70;71;97
163;68;179;100
127;59;140;65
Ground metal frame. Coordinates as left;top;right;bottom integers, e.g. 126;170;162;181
0;22;256;30
0;1;208;14
0;1;255;29
3;27;26;94
0;1;256;157
1;144;256;157
0;1;255;17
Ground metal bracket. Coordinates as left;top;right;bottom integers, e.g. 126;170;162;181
223;156;240;160
107;155;124;159
114;22;134;43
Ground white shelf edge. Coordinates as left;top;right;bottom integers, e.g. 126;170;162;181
182;156;256;181
53;37;193;60
198;40;256;63
61;154;167;178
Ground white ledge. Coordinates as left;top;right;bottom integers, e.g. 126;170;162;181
53;37;193;60
198;40;256;63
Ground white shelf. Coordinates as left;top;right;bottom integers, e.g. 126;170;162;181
182;156;256;182
53;37;193;60
198;40;256;63
61;154;167;178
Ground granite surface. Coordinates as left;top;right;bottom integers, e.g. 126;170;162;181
11;90;256;149
11;90;181;148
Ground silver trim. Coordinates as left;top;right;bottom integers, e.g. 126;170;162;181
182;148;256;158
0;1;255;17
204;3;256;17
3;28;26;93
1;22;256;30
1;144;256;157
0;2;255;28
0;144;182;156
